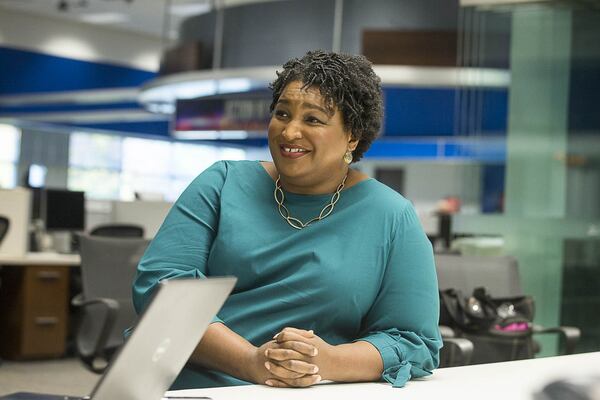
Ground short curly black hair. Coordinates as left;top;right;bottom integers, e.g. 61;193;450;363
269;50;383;163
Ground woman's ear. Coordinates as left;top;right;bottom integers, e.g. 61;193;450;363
348;135;359;152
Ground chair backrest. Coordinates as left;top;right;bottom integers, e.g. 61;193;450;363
435;254;523;297
89;224;144;238
77;235;149;359
79;234;148;300
0;216;9;245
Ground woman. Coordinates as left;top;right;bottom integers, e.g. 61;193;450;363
132;50;442;389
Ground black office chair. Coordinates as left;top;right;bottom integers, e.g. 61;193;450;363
439;327;474;367
0;216;9;245
435;254;580;365
89;224;144;238
0;216;7;367
72;234;149;373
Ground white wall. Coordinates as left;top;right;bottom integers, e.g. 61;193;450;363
404;163;482;213
0;8;161;71
0;188;31;256
360;161;482;214
86;199;172;239
359;161;483;237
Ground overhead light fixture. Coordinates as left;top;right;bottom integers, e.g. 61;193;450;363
173;130;251;140
217;78;252;93
139;66;510;115
173;80;218;99
146;103;176;114
139;67;276;114
80;12;130;24
170;2;212;17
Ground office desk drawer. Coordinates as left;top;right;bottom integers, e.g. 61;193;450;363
25;266;69;314
0;264;70;359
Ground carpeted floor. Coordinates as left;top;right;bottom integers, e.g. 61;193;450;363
0;358;100;397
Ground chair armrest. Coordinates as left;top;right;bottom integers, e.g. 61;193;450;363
440;325;457;338
72;293;120;311
443;337;474;366
532;324;581;355
71;293;120;362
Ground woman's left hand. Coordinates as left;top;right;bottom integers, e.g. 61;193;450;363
264;327;338;387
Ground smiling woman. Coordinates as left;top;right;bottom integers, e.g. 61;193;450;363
132;50;442;390
268;81;355;195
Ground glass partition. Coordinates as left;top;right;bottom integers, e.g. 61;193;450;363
452;2;600;356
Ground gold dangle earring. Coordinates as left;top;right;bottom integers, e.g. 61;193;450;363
343;150;353;164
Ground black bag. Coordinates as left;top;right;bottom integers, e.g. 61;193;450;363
440;287;498;332
440;287;536;364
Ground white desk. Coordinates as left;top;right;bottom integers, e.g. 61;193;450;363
0;252;80;266
0;252;81;359
165;352;600;400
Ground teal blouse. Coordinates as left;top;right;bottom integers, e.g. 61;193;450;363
132;160;442;389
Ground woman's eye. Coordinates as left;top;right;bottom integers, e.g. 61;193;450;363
274;109;288;119
306;116;324;124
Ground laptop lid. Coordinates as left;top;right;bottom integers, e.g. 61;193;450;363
89;277;236;400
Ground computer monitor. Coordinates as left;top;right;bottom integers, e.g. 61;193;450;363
42;189;85;231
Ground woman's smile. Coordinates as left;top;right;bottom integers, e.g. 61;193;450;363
279;144;311;159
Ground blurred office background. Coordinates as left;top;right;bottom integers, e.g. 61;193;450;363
0;0;598;393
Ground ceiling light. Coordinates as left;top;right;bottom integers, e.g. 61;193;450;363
218;78;252;93
138;66;510;115
173;130;250;140
146;103;176;114
80;13;130;24
170;2;212;17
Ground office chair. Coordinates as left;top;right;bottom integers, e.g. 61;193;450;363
89;224;144;238
439;327;474;367
435;254;580;365
0;216;9;245
0;216;7;367
73;234;149;373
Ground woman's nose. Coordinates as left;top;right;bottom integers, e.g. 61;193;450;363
281;120;303;141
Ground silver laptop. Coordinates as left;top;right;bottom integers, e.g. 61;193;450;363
2;277;236;400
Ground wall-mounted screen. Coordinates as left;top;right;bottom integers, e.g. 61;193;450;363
174;92;272;134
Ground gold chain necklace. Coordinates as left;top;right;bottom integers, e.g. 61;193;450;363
274;174;348;230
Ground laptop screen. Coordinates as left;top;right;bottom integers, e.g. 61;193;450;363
90;277;236;400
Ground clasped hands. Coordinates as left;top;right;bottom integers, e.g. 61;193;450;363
248;327;334;388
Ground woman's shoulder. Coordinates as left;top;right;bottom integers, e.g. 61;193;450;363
218;159;260;171
359;178;412;210
201;159;264;177
359;182;423;239
226;160;272;183
186;160;263;189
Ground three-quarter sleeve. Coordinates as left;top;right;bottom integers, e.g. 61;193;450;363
356;203;442;388
132;161;228;319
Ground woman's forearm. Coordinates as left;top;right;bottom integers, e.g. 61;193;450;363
188;322;256;382
190;324;383;385
329;341;383;382
267;328;383;384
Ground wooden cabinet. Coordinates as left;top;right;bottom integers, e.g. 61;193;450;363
0;264;70;359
